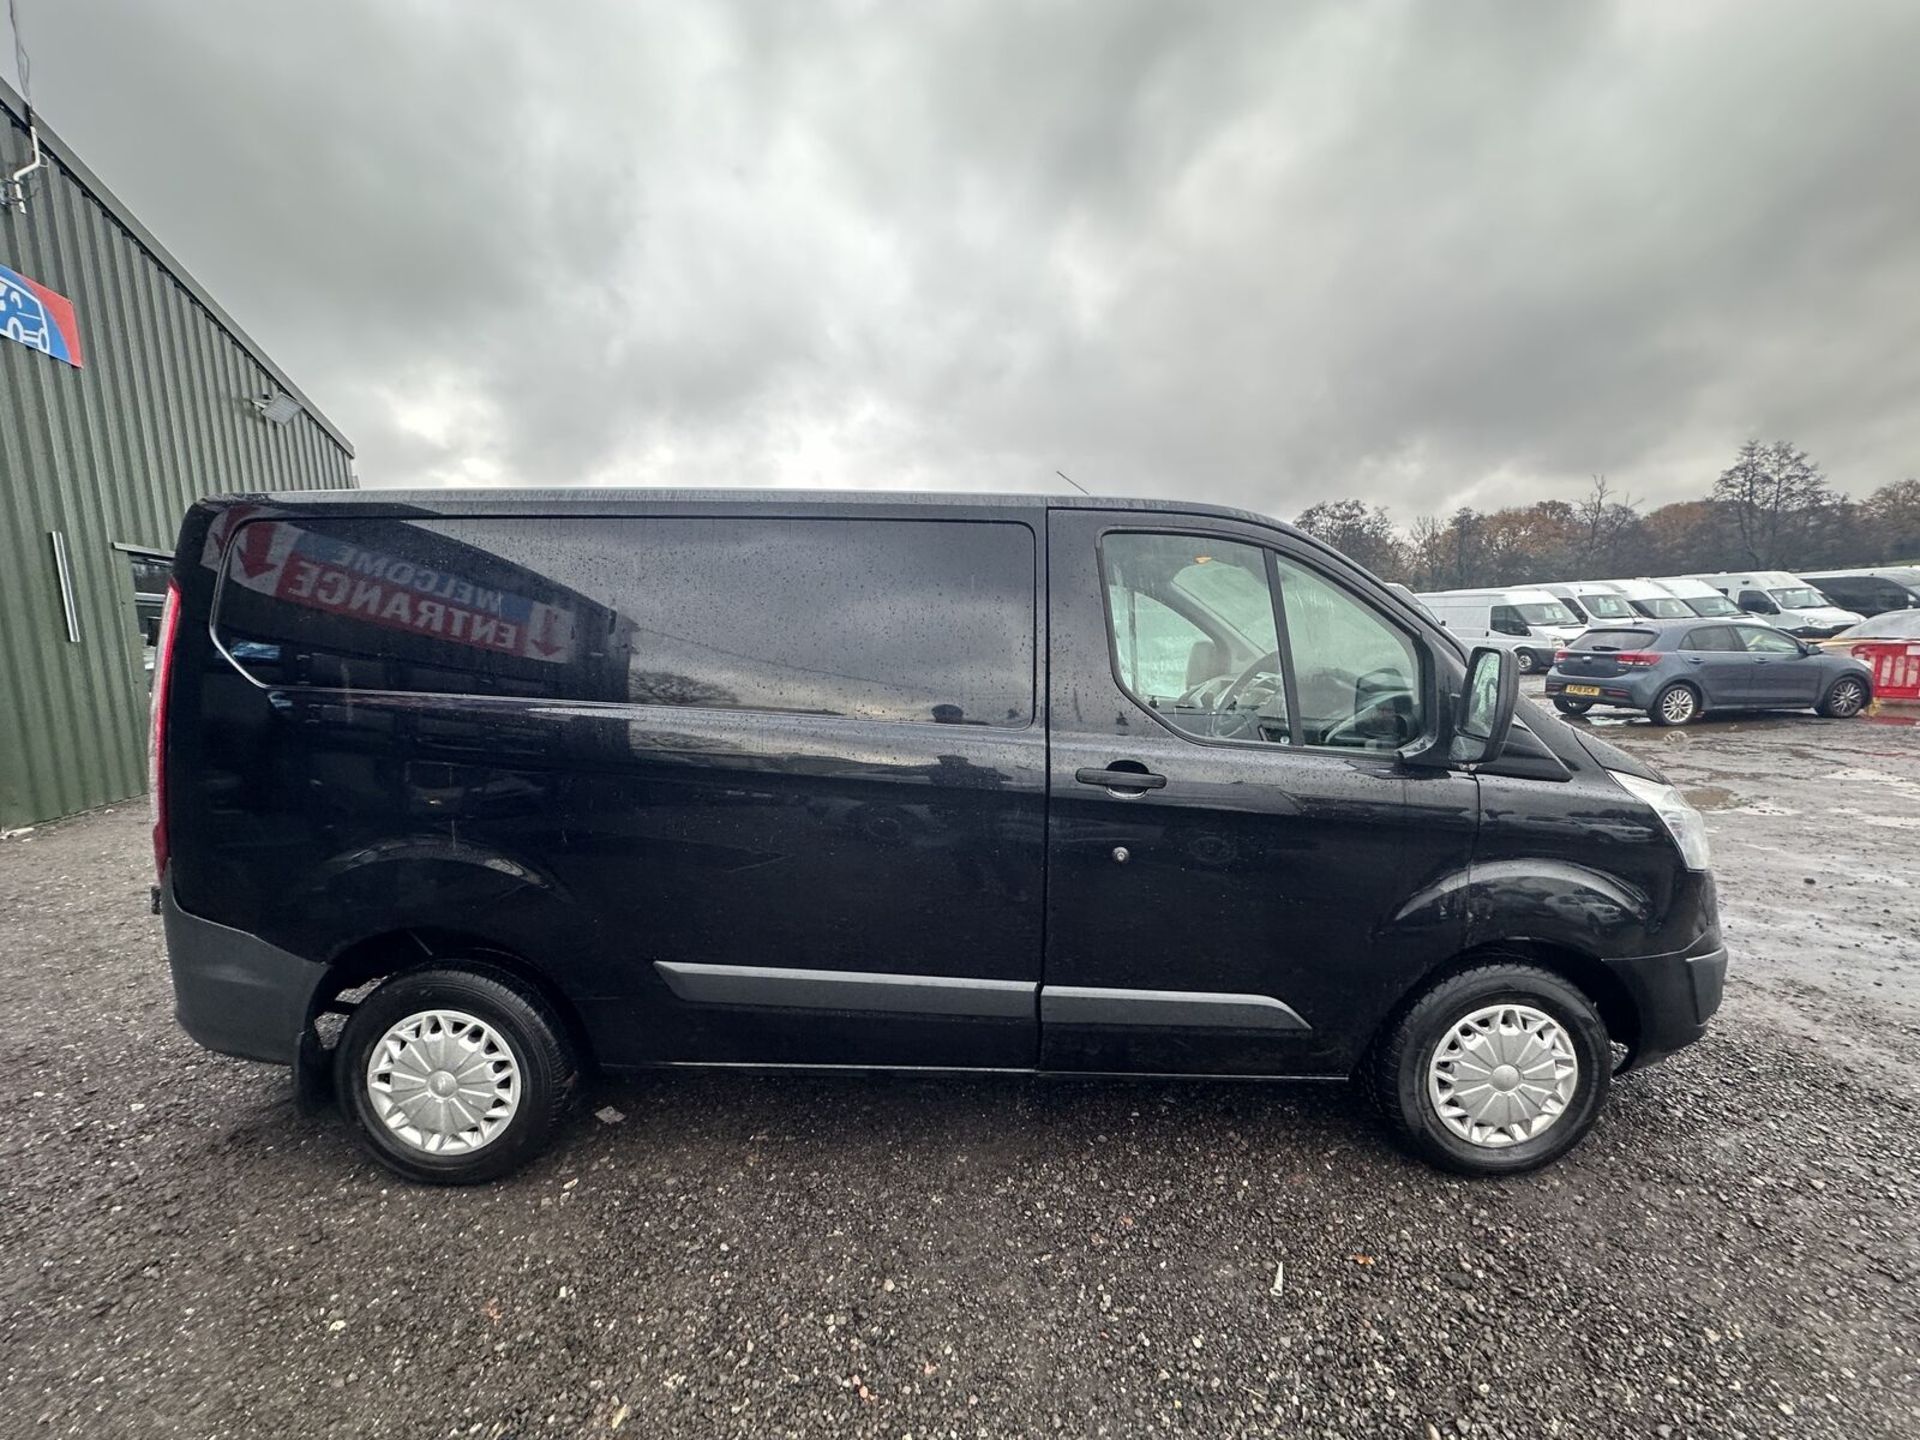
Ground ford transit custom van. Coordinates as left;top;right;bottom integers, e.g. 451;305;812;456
154;492;1725;1183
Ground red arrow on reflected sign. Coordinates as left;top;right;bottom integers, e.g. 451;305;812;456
234;522;277;579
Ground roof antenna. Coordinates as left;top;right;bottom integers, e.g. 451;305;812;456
1055;469;1090;496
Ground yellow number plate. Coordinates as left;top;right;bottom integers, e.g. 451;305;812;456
1564;684;1602;697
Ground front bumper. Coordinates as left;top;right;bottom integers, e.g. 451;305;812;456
160;873;324;1067
1605;936;1727;1071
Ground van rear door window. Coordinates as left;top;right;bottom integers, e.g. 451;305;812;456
213;516;1036;726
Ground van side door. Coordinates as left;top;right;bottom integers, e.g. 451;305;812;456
1040;509;1472;1076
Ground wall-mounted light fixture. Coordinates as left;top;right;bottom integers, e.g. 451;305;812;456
251;389;301;425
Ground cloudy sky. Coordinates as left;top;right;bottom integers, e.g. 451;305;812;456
6;1;1918;518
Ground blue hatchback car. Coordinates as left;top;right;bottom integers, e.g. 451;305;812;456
1546;619;1874;725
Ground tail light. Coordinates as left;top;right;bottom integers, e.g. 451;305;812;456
1553;649;1572;662
1613;651;1660;668
149;580;181;882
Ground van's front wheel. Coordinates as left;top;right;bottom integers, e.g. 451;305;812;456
1366;964;1610;1176
335;965;578;1185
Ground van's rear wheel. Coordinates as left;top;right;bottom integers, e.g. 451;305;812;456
335;965;578;1185
1552;696;1593;715
1365;963;1610;1176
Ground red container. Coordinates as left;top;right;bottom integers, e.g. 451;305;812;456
1851;642;1920;701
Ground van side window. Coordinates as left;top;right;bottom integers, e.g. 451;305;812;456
1489;605;1529;636
1101;534;1288;745
1270;555;1423;750
214;517;1036;726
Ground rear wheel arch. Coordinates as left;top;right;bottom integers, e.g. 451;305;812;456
311;928;596;1075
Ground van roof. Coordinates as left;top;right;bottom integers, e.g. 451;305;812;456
1416;587;1564;600
1800;566;1920;581
198;486;1300;533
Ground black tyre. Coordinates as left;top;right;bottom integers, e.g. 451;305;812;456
1515;650;1539;675
1816;674;1870;718
1552;696;1593;716
1649;682;1700;726
1364;963;1611;1176
335;965;579;1185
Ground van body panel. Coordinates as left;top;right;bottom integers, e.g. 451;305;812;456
168;496;1049;1071
1798;568;1920;617
154;488;1722;1102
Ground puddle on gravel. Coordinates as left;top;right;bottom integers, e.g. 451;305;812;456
1684;785;1743;810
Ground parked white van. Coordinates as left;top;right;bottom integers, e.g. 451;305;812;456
1538;582;1637;626
1593;578;1696;621
1647;576;1747;620
1688;572;1863;638
1415;587;1583;673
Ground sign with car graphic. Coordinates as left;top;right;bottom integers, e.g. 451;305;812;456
0;261;84;368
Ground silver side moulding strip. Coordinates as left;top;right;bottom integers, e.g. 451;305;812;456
1041;986;1310;1032
654;961;1035;1019
654;963;1310;1033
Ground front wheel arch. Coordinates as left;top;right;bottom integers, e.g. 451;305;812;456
1366;940;1641;1074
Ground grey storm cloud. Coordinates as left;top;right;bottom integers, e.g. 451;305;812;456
8;0;1919;518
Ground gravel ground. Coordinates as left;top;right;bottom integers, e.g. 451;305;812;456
3;704;1918;1439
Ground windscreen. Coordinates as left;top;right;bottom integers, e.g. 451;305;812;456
1575;629;1657;651
1633;595;1692;618
1771;587;1827;609
1682;592;1741;617
1515;601;1578;625
1577;592;1634;619
1841;610;1920;639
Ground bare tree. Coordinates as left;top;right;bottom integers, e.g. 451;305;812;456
1712;441;1836;567
1573;475;1641;574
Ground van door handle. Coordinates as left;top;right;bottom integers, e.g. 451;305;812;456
1075;765;1167;792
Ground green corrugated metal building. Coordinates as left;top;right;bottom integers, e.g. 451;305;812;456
1;79;355;828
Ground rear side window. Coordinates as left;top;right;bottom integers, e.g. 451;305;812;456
1576;629;1658;651
214;516;1036;726
1681;625;1742;652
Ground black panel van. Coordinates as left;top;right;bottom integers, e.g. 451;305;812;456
152;492;1726;1183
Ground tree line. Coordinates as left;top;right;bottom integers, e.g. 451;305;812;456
1294;441;1920;591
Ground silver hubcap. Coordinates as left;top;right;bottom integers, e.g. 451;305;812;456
366;1009;521;1155
1660;687;1695;722
1428;1003;1580;1148
1831;681;1864;715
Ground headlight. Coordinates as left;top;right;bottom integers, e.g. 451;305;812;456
1610;770;1711;871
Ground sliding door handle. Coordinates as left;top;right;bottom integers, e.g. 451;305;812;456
1075;765;1167;792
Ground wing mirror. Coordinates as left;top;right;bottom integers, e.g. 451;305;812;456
1451;646;1518;765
